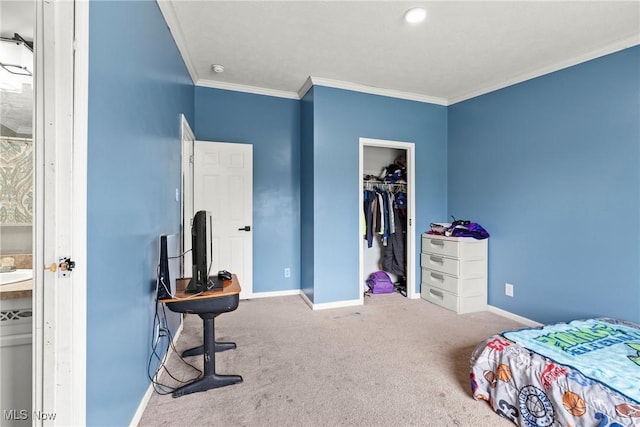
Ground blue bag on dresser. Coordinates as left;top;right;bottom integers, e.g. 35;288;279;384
366;271;394;294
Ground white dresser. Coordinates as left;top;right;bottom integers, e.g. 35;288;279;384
420;233;488;314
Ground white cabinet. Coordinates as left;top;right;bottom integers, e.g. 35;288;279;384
420;233;487;313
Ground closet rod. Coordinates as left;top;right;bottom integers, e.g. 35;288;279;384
363;181;406;190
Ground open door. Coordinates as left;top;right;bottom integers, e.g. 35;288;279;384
33;1;88;425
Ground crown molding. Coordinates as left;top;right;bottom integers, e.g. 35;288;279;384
298;76;314;99
448;36;640;105
198;75;448;105
157;0;197;85
308;77;449;106
196;78;300;100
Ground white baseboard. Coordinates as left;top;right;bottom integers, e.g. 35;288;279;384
255;289;363;310
487;305;542;327
248;289;302;299
299;290;313;308
312;298;362;310
300;291;362;310
129;320;184;427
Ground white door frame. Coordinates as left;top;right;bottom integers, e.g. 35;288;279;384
358;138;416;302
180;114;195;279
33;0;88;425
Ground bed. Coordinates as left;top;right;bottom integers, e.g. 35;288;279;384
470;318;640;426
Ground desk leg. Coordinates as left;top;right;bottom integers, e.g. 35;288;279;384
182;341;236;357
182;313;236;357
172;314;242;398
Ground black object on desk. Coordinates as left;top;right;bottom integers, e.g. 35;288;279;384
218;270;232;280
164;277;243;397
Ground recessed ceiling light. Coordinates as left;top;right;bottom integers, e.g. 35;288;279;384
211;64;224;73
404;7;427;24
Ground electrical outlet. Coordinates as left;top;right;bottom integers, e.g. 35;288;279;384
505;283;514;297
284;268;291;278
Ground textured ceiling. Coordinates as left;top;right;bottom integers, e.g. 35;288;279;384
160;0;640;104
1;1;639;134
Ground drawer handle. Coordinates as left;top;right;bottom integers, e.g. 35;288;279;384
429;289;444;300
430;272;444;282
429;255;444;264
429;239;445;246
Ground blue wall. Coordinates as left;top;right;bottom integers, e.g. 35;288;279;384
87;1;193;425
193;85;448;305
308;87;448;303
448;46;640;324
194;87;301;294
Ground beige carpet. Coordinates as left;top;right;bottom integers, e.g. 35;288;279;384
140;293;523;427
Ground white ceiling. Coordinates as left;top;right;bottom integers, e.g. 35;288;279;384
160;0;640;105
1;1;638;134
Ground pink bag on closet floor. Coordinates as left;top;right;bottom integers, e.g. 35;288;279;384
366;271;394;294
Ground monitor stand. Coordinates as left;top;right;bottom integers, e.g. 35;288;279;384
185;276;223;293
184;276;201;294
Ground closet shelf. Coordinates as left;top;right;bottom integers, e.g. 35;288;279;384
363;180;406;189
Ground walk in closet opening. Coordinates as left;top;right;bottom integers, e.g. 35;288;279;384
358;138;415;302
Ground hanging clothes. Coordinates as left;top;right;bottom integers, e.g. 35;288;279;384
363;184;406;261
382;204;406;276
363;190;375;248
363;188;382;247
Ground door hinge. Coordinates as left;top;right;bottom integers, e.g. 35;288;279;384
189;155;194;164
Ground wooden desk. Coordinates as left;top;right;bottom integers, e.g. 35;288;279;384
164;275;241;303
162;275;243;397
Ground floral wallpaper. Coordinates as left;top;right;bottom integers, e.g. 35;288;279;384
0;137;32;225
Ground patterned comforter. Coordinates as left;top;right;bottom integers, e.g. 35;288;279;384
470;318;640;426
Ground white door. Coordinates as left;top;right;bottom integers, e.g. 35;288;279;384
193;141;253;299
33;0;88;425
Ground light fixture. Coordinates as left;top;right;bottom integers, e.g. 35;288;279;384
0;34;33;92
211;64;224;73
404;7;427;24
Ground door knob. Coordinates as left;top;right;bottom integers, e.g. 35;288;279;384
238;225;251;231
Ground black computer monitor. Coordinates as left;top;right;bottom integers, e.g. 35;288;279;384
185;210;221;293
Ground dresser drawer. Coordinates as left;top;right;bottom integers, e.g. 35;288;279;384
421;235;487;259
421;268;485;296
420;253;486;277
421;286;487;314
421;286;458;312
